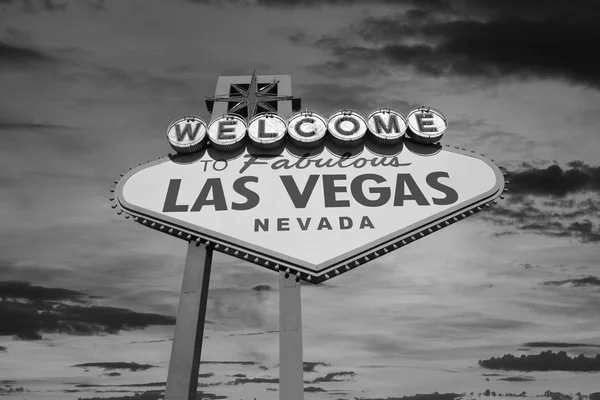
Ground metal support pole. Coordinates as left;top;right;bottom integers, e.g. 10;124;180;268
279;271;304;400
165;242;213;400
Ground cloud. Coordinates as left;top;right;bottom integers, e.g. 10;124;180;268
71;362;157;372
542;276;600;288
311;371;356;383
504;163;600;197
225;377;279;385
477;162;600;242
0;386;29;395
76;382;166;388
0;280;83;302
479;350;600;372
75;390;227;400
281;1;600;87
355;393;463;400
228;330;278;336
305;386;327;392
304;361;331;373
497;376;535;382
251;284;274;292
0;281;175;340
0;41;56;67
523;342;600;348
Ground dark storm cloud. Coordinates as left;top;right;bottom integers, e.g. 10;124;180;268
311;371;356;383
75;382;166;388
225;377;279;385
504;163;600;197
498;376;535;382
0;281;175;340
252;284;274;292
0;41;56;67
72;362;157;372
542;276;600;288
357;18;600;86
304;361;330;372
523;342;600;349
305;386;327;392
484;202;600;242
0;281;83;302
477;161;600;242
479;351;600;372
279;0;600;87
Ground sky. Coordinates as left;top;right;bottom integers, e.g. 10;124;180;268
1;0;600;399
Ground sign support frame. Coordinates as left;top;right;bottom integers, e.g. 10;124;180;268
164;241;213;400
279;271;304;400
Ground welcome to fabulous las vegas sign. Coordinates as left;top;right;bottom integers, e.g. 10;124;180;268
112;102;505;284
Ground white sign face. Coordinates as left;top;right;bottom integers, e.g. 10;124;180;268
115;142;504;283
166;116;207;154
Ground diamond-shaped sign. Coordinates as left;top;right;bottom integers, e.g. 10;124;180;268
115;140;503;284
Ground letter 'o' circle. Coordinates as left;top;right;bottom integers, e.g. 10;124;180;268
327;110;368;146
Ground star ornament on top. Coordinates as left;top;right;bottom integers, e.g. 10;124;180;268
205;70;299;121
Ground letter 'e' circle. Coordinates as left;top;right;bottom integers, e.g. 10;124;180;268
287;111;327;148
166;116;207;154
328;109;368;146
248;113;287;149
406;106;447;144
207;114;247;151
367;108;406;145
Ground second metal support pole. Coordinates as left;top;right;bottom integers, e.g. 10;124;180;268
279;271;304;400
